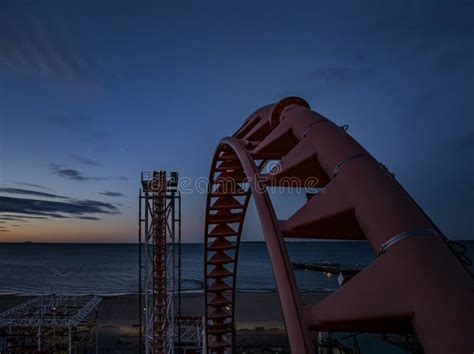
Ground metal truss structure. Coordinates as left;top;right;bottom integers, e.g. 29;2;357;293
203;97;473;354
140;171;181;354
176;316;204;352
0;294;101;353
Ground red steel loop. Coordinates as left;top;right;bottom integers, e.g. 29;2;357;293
203;97;474;354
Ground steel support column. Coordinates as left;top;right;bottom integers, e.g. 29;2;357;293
140;171;181;354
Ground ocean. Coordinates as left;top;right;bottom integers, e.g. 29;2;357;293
0;241;472;295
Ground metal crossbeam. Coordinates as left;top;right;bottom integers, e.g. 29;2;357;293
0;296;101;327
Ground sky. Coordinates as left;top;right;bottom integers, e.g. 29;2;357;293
0;0;473;243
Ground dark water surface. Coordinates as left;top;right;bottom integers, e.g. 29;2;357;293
0;241;472;295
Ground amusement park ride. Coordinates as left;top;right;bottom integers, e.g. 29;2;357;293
202;97;473;354
138;97;472;354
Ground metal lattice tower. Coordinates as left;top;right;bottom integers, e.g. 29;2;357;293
140;171;181;354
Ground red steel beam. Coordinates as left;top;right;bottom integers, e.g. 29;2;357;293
203;97;474;354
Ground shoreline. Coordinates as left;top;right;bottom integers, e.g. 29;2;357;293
0;290;332;327
0;291;332;352
0;287;336;297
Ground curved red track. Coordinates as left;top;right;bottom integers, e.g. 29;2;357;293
203;97;473;354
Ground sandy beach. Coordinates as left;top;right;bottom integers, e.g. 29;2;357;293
0;291;331;353
95;290;331;328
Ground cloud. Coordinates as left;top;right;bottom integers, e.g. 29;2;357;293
0;182;122;230
0;196;120;220
0;216;25;222
51;164;99;181
70;154;102;167
99;191;125;197
0;5;96;84
0;214;48;221
15;182;51;191
50;164;106;182
50;164;128;182
0;187;69;200
77;216;101;220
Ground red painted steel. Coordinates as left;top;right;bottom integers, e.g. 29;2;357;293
203;97;474;354
152;171;167;353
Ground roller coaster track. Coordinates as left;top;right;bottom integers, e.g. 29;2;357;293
203;97;473;354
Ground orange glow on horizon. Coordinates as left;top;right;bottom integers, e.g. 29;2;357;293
0;215;136;243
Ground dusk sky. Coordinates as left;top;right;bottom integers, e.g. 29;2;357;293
0;0;473;243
